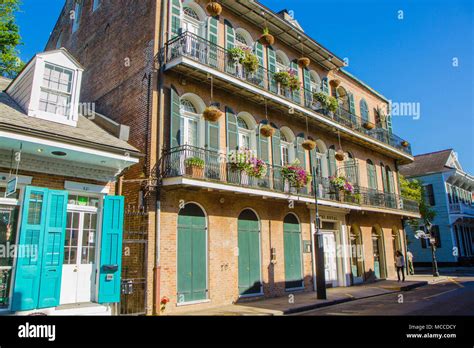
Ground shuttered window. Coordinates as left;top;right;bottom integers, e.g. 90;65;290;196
424;184;436;206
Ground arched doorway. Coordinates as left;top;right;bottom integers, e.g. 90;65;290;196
371;226;387;279
284;214;303;289
238;209;262;296
177;203;207;303
350;224;364;284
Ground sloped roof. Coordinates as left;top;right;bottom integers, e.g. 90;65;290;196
399;149;453;177
0;91;139;155
0;77;11;92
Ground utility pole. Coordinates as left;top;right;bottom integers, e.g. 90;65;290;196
312;166;326;299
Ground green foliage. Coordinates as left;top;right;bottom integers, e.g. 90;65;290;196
273;70;300;91
400;175;436;230
262;27;270;35
184;157;205;169
227;47;259;73
0;0;24;78
313;92;338;113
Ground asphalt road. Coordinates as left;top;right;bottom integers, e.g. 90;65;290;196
299;276;474;316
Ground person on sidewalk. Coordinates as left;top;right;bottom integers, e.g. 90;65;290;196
395;250;405;282
407;250;414;275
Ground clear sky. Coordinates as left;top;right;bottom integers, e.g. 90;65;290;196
14;0;474;172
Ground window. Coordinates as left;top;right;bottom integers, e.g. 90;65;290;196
72;0;83;33
424;184;436;206
310;72;321;94
92;0;101;11
237;116;251;150
360;99;369;122
431;225;441;248
367;160;377;190
39;63;74;118
183;6;199;20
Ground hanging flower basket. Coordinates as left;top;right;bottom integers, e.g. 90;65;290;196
260;124;275;138
313;92;338;113
202;106;223;122
206;1;222;17
363;121;375;130
401;140;409;148
297;57;310;68
274;70;300;91
259;28;275;46
281;160;312;189
335;149;345;161
227;150;267;179
330;79;341;87
302;139;316;151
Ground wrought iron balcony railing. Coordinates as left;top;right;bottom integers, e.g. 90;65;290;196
159;145;419;214
161;32;413;156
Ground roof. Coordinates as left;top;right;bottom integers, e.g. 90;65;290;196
399;149;454;177
0;77;11;92
0;91;140;155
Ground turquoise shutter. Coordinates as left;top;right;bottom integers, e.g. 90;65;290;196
381;165;388;193
367;163;378;190
226;107;238;151
205;120;220;152
207;17;219;68
284;217;303;289
348;93;355;114
295;135;306;169
253;42;264;87
12;187;48;311
38;190;68;309
290;61;301;104
387;114;393;134
267;47;277;93
225;21;235;74
271;128;282;166
328;147;337;177
170;0;182;39
257;124;269;163
303;68;312;107
322;77;329;95
360;99;369;122
170;88;181;148
388;170;395;193
98;196;124;304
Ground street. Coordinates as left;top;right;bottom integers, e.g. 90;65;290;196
299;276;474;316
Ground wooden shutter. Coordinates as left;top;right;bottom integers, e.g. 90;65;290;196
284;216;303;289
267;46;277;93
205;119;220;152
381;165;388;193
348;93;356;115
170;88;181;149
360;99;369;122
322;77;329;95
254;42;265;87
291;61;301;104
98;196;125;304
207;17;219;68
272;127;282;166
257;124;269;163
169;0;182;39
328;147;337;177
367;162;378;190
225;20;235;74
303;68;312;107
295;135;306;169
226;107;238;151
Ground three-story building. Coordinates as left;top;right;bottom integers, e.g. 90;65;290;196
45;0;419;315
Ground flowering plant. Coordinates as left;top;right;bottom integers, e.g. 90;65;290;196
330;176;354;194
228;47;259;73
274;69;300;91
160;296;170;313
281;160;311;188
228;150;267;179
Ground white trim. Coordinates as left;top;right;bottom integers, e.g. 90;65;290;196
0;173;32;185
65;181;110;194
165;57;414;161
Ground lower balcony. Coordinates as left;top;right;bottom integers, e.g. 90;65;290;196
158;145;420;217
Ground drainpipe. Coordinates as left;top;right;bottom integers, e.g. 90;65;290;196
153;0;167;316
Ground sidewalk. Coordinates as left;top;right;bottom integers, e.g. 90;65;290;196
172;275;449;316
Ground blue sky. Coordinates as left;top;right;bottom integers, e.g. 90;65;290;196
15;0;474;172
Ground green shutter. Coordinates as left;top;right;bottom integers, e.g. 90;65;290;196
257;124;270;163
348;93;355;114
271;128;281;166
388;170;395;193
360;99;369;122
170;0;182;39
367;162;378;190
207;17;219;68
295;135;306;169
253;42;265;87
267;47;277;93
98;195;124;304
322;77;329;95
328;147;336;177
291;61;301;104
387;114;393;134
226;107;238;151
225;21;235;74
170;88;181;148
303;68;312;107
238;212;261;295
381;165;388;193
205;120;220;152
284;215;302;289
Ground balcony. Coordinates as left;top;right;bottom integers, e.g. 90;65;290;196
158;145;420;217
449;202;474;216
160;32;413;163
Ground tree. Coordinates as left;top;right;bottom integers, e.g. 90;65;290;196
400;174;436;230
0;0;24;78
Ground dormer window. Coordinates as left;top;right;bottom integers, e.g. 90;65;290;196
39;63;74;117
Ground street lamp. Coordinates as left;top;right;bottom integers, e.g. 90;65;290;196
312;165;327;299
426;221;440;277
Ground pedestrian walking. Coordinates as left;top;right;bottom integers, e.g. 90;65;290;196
395;250;405;282
407;250;414;275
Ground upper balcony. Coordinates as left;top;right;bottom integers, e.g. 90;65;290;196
159;32;414;164
449;202;474;216
157;145;420;218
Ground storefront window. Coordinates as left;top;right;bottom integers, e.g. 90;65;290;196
68;195;99;208
0;204;19;308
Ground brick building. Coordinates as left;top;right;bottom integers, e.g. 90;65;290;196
45;0;420;315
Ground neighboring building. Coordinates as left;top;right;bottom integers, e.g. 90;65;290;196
45;0;419;315
400;149;474;266
0;48;140;315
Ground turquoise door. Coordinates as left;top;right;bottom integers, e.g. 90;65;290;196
177;204;207;303
284;214;303;289
238;210;261;295
12;187;68;311
373;237;381;279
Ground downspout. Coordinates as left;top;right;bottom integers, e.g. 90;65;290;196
153;0;167;316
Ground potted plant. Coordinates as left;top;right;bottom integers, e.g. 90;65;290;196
302;139;316;151
160;296;170;313
227;47;246;63
401;140;409;148
228;150;267;180
259;27;275;46
281;160;312;189
313;92;338;114
184;157;205;178
363;121;375;130
297;57;310;68
330;176;354;201
202;106;223;122
206;1;222;16
241;49;259;73
274;69;300;91
335;149;345;161
260;124;275;137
